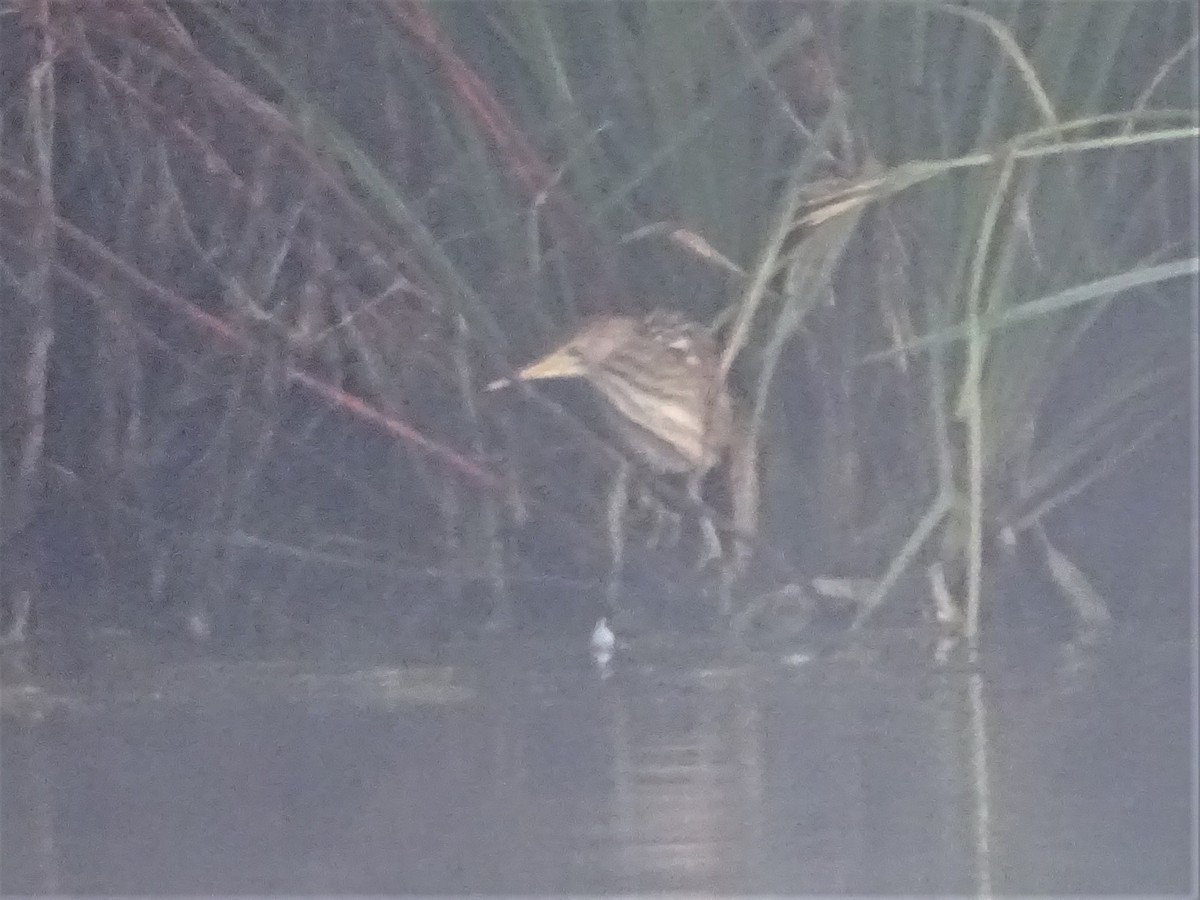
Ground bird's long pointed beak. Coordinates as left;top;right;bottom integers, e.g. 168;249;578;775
485;345;583;391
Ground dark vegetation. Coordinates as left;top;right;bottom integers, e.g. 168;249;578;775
1;0;1196;652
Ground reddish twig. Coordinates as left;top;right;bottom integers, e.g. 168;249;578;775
0;179;500;490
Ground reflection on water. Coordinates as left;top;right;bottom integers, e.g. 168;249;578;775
587;653;766;892
1;626;1193;894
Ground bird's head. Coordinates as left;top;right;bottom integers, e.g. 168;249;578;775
486;316;642;390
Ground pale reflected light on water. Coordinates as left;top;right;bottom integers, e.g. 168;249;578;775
1;625;1193;894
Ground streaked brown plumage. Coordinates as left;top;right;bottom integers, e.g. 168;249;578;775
489;310;756;617
487;311;733;478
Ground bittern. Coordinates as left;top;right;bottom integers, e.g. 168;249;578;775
488;311;756;614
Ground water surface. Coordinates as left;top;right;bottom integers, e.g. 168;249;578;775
1;625;1193;894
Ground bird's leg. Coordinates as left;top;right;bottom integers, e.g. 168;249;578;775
654;503;683;550
688;473;735;617
687;472;725;570
605;459;632;613
719;426;761;618
637;482;682;550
